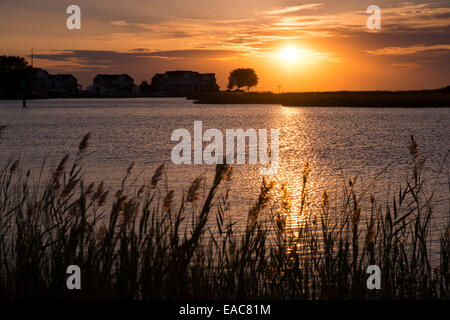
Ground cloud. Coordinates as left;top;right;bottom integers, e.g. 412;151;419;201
266;2;450;37
367;44;450;55
100;2;450;55
110;20;130;26
391;62;422;68
262;4;324;15
31;49;244;69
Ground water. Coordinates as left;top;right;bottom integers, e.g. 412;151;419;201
0;98;449;233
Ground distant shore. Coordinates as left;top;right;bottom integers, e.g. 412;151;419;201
1;87;449;108
191;87;450;107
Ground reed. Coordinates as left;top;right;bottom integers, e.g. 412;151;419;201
0;131;448;299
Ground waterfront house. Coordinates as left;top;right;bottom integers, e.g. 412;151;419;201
92;74;134;97
32;69;80;97
58;74;81;96
149;71;218;97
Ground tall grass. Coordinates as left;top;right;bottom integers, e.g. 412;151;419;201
0;132;448;299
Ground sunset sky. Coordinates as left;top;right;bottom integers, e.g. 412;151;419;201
1;0;449;91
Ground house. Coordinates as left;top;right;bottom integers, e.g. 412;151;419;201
148;71;218;97
32;69;63;96
32;69;80;97
92;74;134;97
58;74;81;96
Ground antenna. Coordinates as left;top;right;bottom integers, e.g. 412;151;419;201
31;48;34;67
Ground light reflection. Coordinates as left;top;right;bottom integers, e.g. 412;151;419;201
271;107;321;234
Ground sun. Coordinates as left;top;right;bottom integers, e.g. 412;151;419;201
279;47;300;63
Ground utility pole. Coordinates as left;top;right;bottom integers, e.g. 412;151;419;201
277;85;282;94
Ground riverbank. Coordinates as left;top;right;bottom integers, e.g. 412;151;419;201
192;87;450;107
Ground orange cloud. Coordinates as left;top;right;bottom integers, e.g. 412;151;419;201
367;44;450;55
262;4;324;15
391;62;422;68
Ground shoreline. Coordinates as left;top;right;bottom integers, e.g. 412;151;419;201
191;88;450;107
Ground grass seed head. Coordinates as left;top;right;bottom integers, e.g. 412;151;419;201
78;133;91;154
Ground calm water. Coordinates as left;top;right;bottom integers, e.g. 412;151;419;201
0;98;449;234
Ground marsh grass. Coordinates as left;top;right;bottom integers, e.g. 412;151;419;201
0;132;448;300
192;90;450;107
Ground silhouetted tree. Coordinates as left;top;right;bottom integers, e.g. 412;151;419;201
227;68;258;92
0;56;29;72
0;56;34;99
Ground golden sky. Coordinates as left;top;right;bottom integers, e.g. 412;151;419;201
1;0;449;91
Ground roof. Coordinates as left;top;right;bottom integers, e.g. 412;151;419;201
57;74;77;81
151;71;215;80
94;74;133;81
